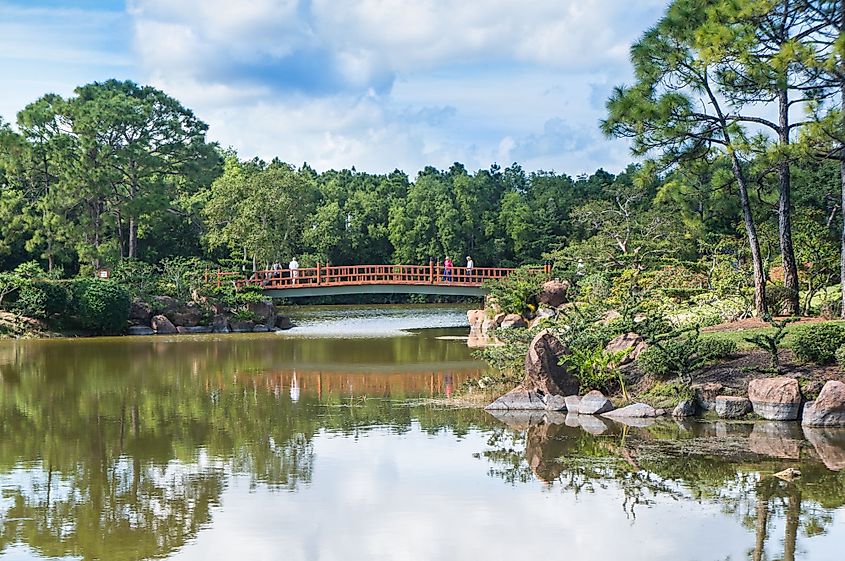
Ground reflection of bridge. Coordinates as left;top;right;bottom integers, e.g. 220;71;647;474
208;264;549;298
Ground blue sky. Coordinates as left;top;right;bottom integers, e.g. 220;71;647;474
0;0;669;175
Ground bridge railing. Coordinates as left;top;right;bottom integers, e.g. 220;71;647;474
207;263;549;290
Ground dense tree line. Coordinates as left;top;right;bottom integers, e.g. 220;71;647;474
2;0;845;316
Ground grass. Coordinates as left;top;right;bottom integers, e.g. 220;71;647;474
699;319;845;350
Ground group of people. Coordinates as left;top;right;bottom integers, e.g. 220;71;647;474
439;255;473;282
268;258;299;282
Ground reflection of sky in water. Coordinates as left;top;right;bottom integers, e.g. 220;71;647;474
280;306;470;338
165;424;844;561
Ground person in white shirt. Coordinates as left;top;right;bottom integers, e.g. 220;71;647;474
466;255;474;281
288;258;299;284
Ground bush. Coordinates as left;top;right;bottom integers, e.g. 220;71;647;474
697;337;737;361
71;279;131;335
836;344;845;372
792;323;845;364
483;267;546;316
111;259;157;298
637;335;703;380
13;280;71;319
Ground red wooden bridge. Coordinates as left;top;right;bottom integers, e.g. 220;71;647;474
208;263;549;298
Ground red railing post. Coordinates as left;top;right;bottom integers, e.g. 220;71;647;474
317;262;321;285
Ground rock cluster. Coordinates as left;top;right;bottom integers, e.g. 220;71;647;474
127;297;294;336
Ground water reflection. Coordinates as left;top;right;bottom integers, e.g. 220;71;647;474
0;311;844;560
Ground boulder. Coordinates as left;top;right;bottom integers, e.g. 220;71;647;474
802;381;845;427
564;395;582;412
253;324;270;332
230;320;256;333
481;318;498;334
168;304;204;327
275;315;294;330
748;377;802;421
523;329;578;396
247;300;276;324
577;390;614;415
538;280;569;308
693;382;725;411
129;300;153;322
714;396;751;419
672;399;698;418
499;314;527;329
602;403;661;418
803;427;845;471
176;326;213;334
604;332;648;365
127;325;154;336
485;386;547;411
544;395;568;411
212;314;230;333
493;312;507;326
467;309;485;331
152;295;180;315
151;314;177;334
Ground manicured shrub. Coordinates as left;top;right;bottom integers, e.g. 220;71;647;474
71;279;131;335
791;323;845;364
13;280;71;319
484;267;546;316
836;344;845;372
636;336;702;380
697;337;737;361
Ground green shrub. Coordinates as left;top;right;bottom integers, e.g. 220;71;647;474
11;280;71;320
111;259;157;297
836;344;845;372
697;337;737;361
792;323;845;364
637;335;704;380
71;279;130;335
569;346;630;398
483;267;546;316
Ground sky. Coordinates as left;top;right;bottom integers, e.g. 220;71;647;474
0;0;670;175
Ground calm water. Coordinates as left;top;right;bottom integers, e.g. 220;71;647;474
0;306;844;561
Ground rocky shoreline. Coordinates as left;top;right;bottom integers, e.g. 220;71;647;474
126;295;294;336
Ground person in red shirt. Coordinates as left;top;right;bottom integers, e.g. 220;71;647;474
443;256;453;282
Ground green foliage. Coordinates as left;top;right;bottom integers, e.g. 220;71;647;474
13;280;71;319
639;380;694;408
111;259;157;298
474;328;536;386
743;316;796;369
569;346;630;399
696;337;737;361
70;279;130;335
791;323;845;365
637;329;706;382
484;267;546;316
836;344;845;373
157;257;209;300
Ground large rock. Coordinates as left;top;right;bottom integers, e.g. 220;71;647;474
485;386;547;411
212;314;230;333
577;390;614;415
247;300;276;324
467;309;485;331
523;329;578;396
127;325;154;336
672;399;698;418
253;324;270;332
803;427;845;471
499;314;527;329
152;295;180;315
167;303;204;327
151;314;177;335
715;396;751;419
602;403;661;418
748;377;802;421
802;381;845;427
481;318;498;334
604;332;648;365
275;315;294;330
230;320;256;333
538;280;569;308
544;395;568;411
564;395;582;412
129;300;153;322
693;382;725;411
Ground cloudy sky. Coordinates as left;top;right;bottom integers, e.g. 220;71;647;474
0;0;669;175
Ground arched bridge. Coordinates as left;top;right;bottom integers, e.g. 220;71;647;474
208;263;549;298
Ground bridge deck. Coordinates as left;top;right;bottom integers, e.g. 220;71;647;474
208;264;544;298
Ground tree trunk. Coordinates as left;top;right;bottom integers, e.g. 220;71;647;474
128;215;138;259
778;89;800;315
784;488;800;561
729;151;769;316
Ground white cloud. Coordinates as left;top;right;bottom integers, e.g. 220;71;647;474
125;0;669;174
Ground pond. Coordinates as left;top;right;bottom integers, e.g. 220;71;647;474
0;306;843;560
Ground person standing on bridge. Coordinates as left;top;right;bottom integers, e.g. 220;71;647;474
289;257;299;284
443;256;453;282
466;255;474;281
